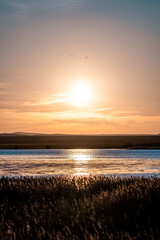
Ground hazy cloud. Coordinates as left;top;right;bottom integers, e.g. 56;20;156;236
0;0;90;15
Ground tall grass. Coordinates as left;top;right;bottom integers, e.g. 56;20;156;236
0;176;159;239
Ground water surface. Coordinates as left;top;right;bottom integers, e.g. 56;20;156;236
0;149;160;177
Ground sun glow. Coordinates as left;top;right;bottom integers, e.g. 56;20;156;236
69;81;92;106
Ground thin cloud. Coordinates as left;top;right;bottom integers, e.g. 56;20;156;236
0;83;6;89
0;0;90;15
95;108;113;112
0;82;11;89
23;97;68;106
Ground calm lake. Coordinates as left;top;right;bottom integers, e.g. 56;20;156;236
0;149;160;177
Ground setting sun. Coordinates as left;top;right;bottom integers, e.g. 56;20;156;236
69;81;92;107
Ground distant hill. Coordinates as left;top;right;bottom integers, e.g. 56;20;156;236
0;132;40;136
0;132;157;137
0;132;69;137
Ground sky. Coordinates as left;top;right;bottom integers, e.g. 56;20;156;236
0;0;160;134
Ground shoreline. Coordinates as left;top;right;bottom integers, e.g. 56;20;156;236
1;146;160;150
1;173;160;178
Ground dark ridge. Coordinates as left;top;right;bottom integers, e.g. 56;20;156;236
0;134;160;149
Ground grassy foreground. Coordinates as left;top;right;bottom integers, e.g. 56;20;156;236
0;176;160;240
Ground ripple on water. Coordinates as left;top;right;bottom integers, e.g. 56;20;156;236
0;149;160;176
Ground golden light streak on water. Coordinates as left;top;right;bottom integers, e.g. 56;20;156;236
69;151;91;175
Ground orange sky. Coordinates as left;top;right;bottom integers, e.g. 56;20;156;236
0;0;160;134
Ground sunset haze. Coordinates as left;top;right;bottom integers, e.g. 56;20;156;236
0;0;160;134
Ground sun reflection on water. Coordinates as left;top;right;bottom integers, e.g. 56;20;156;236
68;150;92;175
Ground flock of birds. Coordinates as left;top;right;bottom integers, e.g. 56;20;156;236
56;52;88;61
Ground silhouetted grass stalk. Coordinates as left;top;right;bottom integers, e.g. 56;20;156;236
0;176;159;239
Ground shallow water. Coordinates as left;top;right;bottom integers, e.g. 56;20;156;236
0;149;160;177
